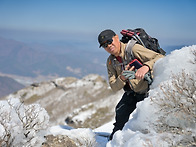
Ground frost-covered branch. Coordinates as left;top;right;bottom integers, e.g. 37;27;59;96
0;98;49;147
151;70;196;146
0;104;15;147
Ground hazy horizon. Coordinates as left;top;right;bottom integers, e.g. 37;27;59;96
0;0;195;49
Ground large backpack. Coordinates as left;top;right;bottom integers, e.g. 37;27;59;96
120;28;166;55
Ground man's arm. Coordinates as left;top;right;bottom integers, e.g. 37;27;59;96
107;58;126;92
132;44;164;75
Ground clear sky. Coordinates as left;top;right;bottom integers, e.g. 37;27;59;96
0;0;195;47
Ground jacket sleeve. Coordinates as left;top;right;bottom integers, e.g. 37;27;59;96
127;44;164;93
107;58;126;92
132;44;164;70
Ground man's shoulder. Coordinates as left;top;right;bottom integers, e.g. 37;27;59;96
120;41;127;50
107;54;115;59
106;54;116;67
131;43;146;53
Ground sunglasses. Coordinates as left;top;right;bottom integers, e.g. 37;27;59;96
101;39;113;48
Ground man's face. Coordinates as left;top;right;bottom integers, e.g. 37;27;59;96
103;35;121;56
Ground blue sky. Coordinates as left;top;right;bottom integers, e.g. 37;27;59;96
0;0;195;47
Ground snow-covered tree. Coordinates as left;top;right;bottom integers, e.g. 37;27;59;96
0;98;49;147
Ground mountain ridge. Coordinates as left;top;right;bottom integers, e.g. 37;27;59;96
3;74;122;128
0;36;108;78
0;75;24;98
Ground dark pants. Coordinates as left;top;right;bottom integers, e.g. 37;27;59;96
109;91;146;140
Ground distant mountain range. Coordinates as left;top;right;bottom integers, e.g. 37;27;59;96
0;37;108;79
0;36;184;80
0;76;24;98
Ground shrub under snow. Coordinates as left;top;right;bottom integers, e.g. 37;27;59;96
0;98;49;147
150;71;196;146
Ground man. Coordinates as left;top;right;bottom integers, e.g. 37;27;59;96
98;29;164;140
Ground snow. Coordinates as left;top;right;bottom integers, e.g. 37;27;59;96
151;45;196;89
72;107;96;123
49;126;97;146
0;45;195;146
48;121;113;147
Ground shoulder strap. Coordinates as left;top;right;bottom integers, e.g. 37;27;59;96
133;33;146;48
125;39;137;62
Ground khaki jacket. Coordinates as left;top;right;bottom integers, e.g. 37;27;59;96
106;42;164;94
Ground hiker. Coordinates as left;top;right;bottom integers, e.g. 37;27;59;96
98;29;164;140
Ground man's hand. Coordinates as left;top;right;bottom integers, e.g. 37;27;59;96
120;66;135;81
135;65;149;80
120;74;127;81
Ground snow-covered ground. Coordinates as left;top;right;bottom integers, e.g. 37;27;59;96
49;120;113;147
48;45;196;147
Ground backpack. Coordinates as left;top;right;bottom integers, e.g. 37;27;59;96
120;28;166;55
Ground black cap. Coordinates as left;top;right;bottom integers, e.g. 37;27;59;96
98;29;116;48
